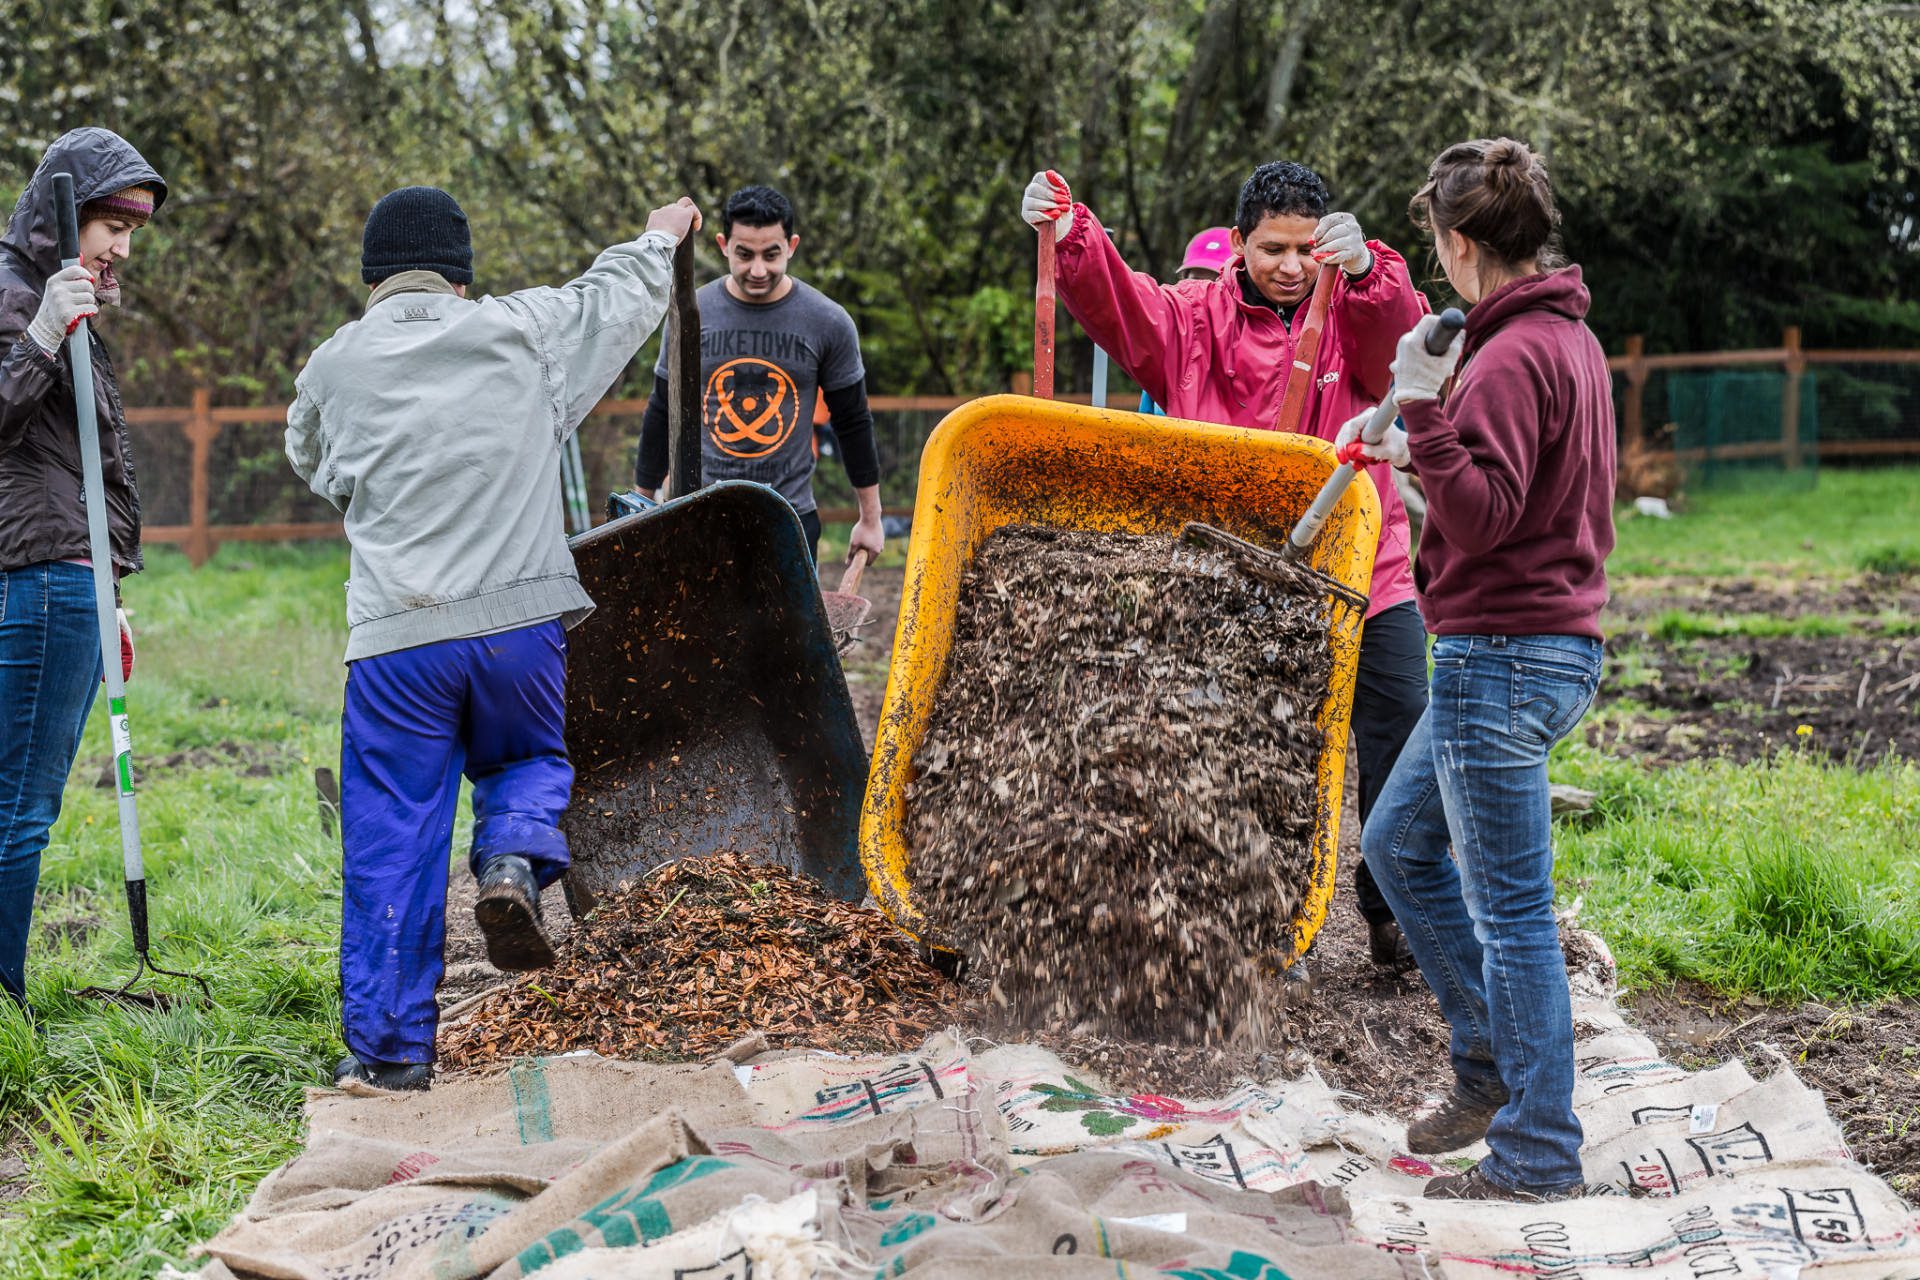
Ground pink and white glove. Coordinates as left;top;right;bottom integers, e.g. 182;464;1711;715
1021;170;1074;242
117;608;134;682
1334;407;1410;470
27;264;98;356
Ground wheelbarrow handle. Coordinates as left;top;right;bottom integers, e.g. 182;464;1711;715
836;546;873;596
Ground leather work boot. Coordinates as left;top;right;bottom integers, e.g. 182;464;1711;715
1367;918;1415;971
1424;1164;1584;1202
333;1054;432;1092
474;855;557;972
1406;1085;1509;1154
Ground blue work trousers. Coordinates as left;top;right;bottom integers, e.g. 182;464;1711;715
339;619;572;1065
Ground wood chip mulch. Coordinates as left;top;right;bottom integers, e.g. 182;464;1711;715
438;853;960;1069
907;525;1340;1048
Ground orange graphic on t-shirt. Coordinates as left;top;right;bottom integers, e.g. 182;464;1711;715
707;358;799;459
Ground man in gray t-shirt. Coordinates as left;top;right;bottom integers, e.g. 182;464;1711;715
636;186;883;563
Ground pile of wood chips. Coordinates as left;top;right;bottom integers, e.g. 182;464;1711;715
907;526;1338;1047
438;853;958;1069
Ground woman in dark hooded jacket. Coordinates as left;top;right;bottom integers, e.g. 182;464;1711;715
0;127;165;1009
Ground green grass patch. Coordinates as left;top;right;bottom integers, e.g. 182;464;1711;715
1859;544;1920;578
1553;744;1920;1001
1640;610;1859;641
0;544;351;1278
1611;468;1920;578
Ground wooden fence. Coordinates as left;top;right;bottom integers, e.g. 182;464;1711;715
1612;327;1920;466
130;345;1917;566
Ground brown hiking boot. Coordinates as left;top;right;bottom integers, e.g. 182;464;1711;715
1367;918;1415;971
1406;1086;1507;1154
1424;1164;1583;1202
474;855;556;972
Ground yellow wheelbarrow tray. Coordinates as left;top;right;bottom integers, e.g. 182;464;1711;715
859;395;1382;967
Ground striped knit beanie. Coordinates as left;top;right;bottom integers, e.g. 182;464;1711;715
81;185;157;227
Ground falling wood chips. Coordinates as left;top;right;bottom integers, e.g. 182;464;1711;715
438;853;957;1069
908;526;1339;1047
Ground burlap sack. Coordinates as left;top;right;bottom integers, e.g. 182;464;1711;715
1351;1162;1920;1278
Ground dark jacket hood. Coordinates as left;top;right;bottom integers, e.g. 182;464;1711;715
1463;265;1589;351
2;128;167;284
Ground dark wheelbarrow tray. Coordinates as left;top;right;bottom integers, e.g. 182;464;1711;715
559;480;870;913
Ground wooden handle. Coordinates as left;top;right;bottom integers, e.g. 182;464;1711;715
665;235;702;499
1033;233;1056;399
1269;266;1337;435
836;547;872;596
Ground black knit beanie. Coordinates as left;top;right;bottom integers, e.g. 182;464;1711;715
361;186;473;285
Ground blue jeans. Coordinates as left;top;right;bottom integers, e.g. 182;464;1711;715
340;619;573;1065
1360;633;1602;1192
0;563;103;1004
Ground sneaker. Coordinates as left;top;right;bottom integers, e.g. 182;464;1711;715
1367;918;1415;971
333;1054;431;1091
1406;1085;1508;1154
475;855;557;972
1424;1164;1583;1202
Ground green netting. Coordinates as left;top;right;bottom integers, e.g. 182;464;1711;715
1665;369;1819;491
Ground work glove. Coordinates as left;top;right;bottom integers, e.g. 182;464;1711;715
1311;212;1372;277
1021;170;1074;242
1390;313;1465;405
116;608;134;682
1334;407;1410;470
27;264;98;357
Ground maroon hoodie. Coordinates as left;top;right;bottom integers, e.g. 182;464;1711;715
1399;266;1616;638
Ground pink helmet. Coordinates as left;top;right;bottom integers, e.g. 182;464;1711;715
1180;226;1235;275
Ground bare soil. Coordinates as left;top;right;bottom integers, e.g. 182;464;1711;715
1606;573;1920;624
1592;630;1920;765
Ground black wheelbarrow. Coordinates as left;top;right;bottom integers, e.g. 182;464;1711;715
557;238;869;913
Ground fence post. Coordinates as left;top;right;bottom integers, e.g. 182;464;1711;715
183;387;221;567
1621;334;1647;454
1780;325;1804;471
1009;370;1033;396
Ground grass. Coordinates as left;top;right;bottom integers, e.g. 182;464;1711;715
0;544;350;1277
1610;467;1920;578
1551;743;1920;1001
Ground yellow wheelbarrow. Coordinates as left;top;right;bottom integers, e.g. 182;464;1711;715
858;395;1381;967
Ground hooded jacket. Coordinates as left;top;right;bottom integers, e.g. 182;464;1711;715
1053;203;1430;619
0;128;166;577
1400;267;1616;638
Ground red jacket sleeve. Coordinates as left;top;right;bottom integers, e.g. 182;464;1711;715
1400;352;1546;556
1052;204;1193;409
1330;244;1427;404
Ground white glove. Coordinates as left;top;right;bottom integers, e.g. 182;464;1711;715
1334;407;1410;470
1021;170;1074;242
28;264;98;356
1390;313;1465;404
1311;211;1372;277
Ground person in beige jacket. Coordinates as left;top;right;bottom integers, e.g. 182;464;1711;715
287;186;701;1091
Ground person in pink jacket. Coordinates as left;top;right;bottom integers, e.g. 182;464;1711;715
1021;163;1431;983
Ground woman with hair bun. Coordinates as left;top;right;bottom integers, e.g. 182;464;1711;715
1341;137;1616;1202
